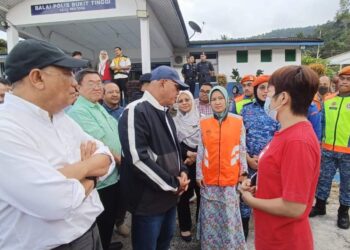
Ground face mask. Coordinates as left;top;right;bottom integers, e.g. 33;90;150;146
264;96;281;121
318;86;329;95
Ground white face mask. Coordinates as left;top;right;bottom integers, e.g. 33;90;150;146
264;95;282;121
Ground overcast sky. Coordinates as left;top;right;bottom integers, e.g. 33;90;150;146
178;0;340;40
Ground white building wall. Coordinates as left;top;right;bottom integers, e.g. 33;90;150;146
218;48;301;81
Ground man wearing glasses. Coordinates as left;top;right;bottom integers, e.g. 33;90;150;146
0;39;115;249
195;82;213;116
68;69;123;250
118;66;190;250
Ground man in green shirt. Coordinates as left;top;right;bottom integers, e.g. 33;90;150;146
68;69;123;250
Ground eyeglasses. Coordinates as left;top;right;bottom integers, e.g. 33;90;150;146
178;98;190;104
210;96;225;102
85;81;103;89
200;90;210;94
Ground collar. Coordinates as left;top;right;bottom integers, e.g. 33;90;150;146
143;91;168;111
4;93;64;123
75;95;99;108
102;102;121;112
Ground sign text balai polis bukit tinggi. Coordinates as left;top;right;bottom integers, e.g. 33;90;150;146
31;0;115;15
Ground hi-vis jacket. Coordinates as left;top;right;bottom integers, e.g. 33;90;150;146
200;113;243;186
322;95;350;154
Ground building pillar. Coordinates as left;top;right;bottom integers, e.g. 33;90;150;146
6;23;19;52
139;13;151;73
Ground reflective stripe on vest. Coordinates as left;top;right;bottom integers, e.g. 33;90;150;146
322;96;350;154
236;98;253;114
200;114;242;186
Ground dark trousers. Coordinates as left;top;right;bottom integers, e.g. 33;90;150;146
96;182;119;250
113;78;128;106
177;163;200;232
132;206;177;250
316;149;350;206
115;181;127;227
185;79;196;96
52;224;102;250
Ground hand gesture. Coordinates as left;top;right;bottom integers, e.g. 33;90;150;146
80;141;97;161
175;172;190;196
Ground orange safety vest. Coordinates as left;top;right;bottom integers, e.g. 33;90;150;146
200;114;242;186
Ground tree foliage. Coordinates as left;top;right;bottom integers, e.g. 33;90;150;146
231;68;241;82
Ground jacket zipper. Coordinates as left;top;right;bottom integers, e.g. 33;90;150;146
332;97;344;151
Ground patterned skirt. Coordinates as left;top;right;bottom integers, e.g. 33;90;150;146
197;186;247;250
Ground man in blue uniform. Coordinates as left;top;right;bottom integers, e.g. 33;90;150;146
196;53;214;88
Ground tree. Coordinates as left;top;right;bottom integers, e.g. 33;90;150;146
337;0;350;16
220;34;229;40
296;32;304;38
231;68;241;83
256;69;264;76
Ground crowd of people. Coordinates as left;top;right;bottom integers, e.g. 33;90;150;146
0;38;349;250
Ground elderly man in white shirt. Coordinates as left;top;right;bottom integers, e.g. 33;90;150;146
0;39;115;250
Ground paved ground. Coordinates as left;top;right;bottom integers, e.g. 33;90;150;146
113;183;349;250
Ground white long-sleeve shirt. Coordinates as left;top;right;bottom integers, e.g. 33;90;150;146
0;94;115;250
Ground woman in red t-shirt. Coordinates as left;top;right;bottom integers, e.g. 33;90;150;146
240;65;321;250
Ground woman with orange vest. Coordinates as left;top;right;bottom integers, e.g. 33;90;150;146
196;86;247;250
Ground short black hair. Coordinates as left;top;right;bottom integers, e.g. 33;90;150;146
200;82;212;89
72;51;82;57
114;47;122;51
75;68;101;85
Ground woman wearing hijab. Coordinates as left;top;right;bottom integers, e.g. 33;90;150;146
239;75;279;239
240;66;321;250
173;90;201;242
98;50;112;82
196;86;247;250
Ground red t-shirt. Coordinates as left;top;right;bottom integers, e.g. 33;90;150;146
254;121;321;250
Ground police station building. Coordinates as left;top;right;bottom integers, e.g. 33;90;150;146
0;0;322;79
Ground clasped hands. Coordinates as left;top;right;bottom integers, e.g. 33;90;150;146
174;172;190;196
239;178;256;203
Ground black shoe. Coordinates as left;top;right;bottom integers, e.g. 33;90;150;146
309;206;326;217
180;232;192;242
109;241;123;250
337;213;350;229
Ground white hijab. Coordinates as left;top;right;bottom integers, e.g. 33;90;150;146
173;91;201;149
98;50;109;76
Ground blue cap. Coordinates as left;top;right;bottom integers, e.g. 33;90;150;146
150;66;188;89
